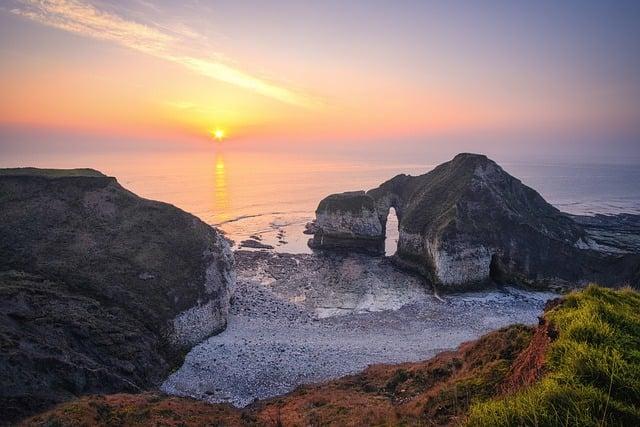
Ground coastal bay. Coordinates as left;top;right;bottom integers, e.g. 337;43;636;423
162;251;556;406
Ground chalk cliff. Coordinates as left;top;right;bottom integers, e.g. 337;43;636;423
308;154;640;290
307;191;385;254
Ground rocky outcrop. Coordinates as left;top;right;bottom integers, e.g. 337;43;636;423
570;213;640;253
240;239;274;250
308;153;640;290
307;191;385;254
0;168;235;422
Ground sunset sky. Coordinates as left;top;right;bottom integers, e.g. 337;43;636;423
1;0;639;162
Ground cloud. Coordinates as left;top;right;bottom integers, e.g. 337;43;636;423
11;0;173;54
10;0;318;108
175;56;318;108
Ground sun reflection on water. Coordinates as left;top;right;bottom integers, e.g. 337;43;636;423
213;154;231;222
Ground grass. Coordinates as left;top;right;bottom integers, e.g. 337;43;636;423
466;285;640;426
316;191;377;215
0;167;105;177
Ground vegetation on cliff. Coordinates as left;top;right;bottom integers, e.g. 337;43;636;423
22;324;533;426
467;285;640;426
0;168;106;178
20;285;640;426
315;191;378;215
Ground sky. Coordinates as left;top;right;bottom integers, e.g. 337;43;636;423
1;0;639;163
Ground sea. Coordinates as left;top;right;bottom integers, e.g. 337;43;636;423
3;149;639;255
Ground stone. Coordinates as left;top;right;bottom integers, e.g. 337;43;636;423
303;221;319;235
240;239;275;249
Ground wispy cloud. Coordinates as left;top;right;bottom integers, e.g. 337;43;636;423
11;0;173;54
10;0;318;108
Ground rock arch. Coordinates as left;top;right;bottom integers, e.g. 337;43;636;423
307;153;640;290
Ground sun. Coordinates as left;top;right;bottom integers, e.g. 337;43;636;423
213;129;225;141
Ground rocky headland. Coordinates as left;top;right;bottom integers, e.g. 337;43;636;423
3;159;639;426
307;153;640;291
0;168;235;422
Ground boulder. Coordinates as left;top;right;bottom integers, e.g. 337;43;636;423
0;168;235;422
309;154;640;290
240;239;274;250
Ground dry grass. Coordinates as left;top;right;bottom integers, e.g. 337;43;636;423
22;325;533;426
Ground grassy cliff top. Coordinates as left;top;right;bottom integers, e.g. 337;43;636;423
467;285;640;426
0;167;106;178
316;191;376;214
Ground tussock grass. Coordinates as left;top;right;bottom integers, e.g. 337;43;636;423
467;285;640;426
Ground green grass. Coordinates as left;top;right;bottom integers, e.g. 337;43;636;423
0;167;105;177
466;285;640;426
316;191;376;214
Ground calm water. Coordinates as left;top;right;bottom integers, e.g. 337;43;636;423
2;150;639;254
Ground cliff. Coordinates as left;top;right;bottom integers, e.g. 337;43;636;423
0;168;235;422
308;153;640;290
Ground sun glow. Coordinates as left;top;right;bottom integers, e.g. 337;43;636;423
213;129;225;141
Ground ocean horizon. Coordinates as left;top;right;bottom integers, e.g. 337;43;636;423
3;149;639;254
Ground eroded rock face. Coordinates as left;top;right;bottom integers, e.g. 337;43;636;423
0;168;235;422
309;154;640;290
308;191;385;254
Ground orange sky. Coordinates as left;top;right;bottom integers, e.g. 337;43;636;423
1;1;639;161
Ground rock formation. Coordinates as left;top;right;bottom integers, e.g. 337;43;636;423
308;154;640;290
307;191;385;254
0;168;235;422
